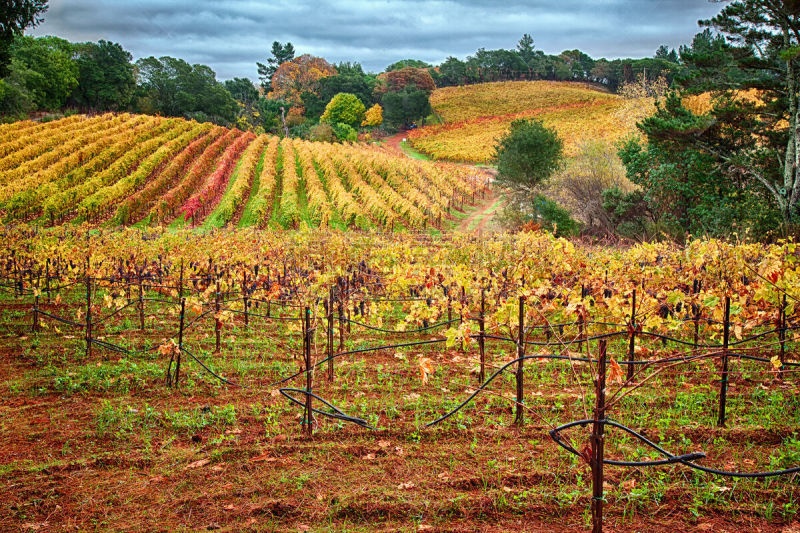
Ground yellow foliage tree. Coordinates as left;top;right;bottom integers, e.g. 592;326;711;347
361;104;383;127
269;54;337;109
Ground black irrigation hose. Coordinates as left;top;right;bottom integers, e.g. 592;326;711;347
270;338;447;387
279;388;374;429
426;347;800;429
549;418;800;478
179;346;240;387
89;337;160;355
426;353;592;427
221;306;302;321
340;316;460;334
37;309;85;328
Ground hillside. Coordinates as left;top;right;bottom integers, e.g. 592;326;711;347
409;80;653;163
0;114;488;230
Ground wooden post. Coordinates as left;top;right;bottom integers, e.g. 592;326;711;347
303;307;314;436
345;278;351;333
178;259;184;299
32;291;39;333
626;289;636;381
591;339;608;533
692;279;701;349
174;297;186;387
243;270;249;328
85;266;92;359
717;296;731;427
266;266;271;318
447;292;452;324
45;259;50;303
327;288;334;382
138;269;145;331
338;295;345;353
515;296;525;426
214;274;221;354
779;294;787;376
479;288;486;383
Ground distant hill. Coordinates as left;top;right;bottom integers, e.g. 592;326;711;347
409;81;653;163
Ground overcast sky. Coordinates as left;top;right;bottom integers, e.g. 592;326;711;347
30;0;726;81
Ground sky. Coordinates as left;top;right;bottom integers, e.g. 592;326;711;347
30;0;726;81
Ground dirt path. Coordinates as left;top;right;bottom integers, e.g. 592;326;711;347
456;189;501;233
385;130;502;232
384;131;406;155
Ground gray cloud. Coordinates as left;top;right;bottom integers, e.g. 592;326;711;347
31;0;724;80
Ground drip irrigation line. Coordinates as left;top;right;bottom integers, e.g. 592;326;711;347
37;309;84;328
339;316;460;334
549;418;800;478
179;346;239;387
89;337;160;355
426;353;594;427
269;338;447;387
220;307;302;321
278;388;374;429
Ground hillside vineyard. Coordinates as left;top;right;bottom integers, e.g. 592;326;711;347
0;114;488;229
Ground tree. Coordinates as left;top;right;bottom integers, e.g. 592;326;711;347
517;34;536;65
256;41;294;91
362;103;382;127
135;56;238;125
224;77;259;105
8;35;77;110
0;0;48;77
375;67;436;97
301;70;375;120
269;54;337;109
665;2;800;230
494;119;563;199
384;59;431;72
438;56;467;86
559;49;595;79
257;97;291;133
381;86;430;129
655;45;679;63
71;40;135;111
321;92;365;128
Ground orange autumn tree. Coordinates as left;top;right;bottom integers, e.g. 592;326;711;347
374;67;436;98
269;54;337;111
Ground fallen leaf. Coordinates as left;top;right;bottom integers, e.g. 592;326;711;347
397;481;416;490
250;454;276;462
185;459;211;469
378;440;390;448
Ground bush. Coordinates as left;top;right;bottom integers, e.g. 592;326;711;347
332;122;357;142
545;140;634;234
498;194;580;237
308;123;335;142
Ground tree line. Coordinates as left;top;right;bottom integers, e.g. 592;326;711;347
495;2;800;240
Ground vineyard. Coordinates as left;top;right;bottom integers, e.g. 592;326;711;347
0;114;488;230
408;81;651;163
1;226;799;531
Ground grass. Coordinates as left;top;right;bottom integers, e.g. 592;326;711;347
1;283;799;531
399;139;431;161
